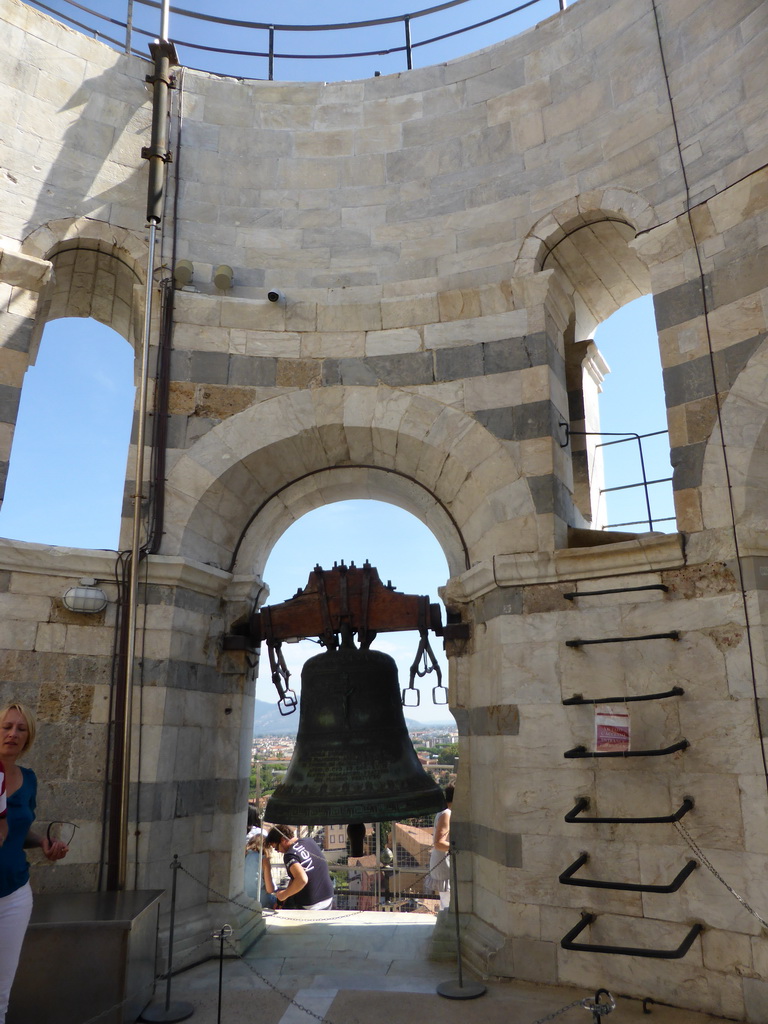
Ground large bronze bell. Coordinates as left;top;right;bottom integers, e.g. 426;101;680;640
266;646;446;825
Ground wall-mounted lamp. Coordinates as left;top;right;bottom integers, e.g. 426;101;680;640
173;259;194;288
62;578;108;614
267;288;285;303
214;265;234;291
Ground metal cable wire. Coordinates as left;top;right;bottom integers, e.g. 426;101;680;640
649;0;768;800
674;820;768;929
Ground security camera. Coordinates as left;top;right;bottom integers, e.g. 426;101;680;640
267;289;284;303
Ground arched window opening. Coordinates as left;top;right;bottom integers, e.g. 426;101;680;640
534;213;659;537
592;295;675;533
0;317;135;549
531;207;673;537
252;501;456;907
259;498;453;727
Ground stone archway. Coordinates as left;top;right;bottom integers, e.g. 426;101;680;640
164;385;538;577
514;190;659;528
22;217;148;357
229;465;469;584
149;386;527;954
0;219;147;510
515;187;657;320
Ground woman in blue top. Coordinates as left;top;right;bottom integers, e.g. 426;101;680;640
0;702;68;1024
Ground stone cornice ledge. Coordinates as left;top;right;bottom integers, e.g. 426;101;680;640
145;555;232;596
450;533;685;602
0;540;232;596
0;248;53;291
0;538;121;579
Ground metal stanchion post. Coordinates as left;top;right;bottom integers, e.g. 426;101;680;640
214;925;232;1024
437;840;486;1000
141;855;195;1021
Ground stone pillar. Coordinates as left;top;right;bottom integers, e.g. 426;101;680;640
0;250;52;503
128;558;267;959
497;270;581;552
566;340;610;529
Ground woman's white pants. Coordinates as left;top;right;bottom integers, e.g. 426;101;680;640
0;882;32;1024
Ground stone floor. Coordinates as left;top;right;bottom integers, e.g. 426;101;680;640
139;910;729;1024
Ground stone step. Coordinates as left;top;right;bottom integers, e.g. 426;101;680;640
459;914;506;977
428;908;458;961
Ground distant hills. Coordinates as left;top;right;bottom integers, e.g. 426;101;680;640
252;699;449;736
253;699;301;735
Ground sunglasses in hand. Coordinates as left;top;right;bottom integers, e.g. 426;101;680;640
46;821;78;847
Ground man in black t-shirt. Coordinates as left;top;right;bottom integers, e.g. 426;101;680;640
262;825;334;910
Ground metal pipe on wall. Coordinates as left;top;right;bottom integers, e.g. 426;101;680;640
159;0;170;45
108;0;176;890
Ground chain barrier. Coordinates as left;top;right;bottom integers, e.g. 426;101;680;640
531;989;615;1024
225;931;614;1024
177;860;270;916
530;999;589;1024
223;933;356;1024
78;852;615;1024
177;858;360;925
674;819;768;929
77;930;214;1023
154;930;224;980
79;938;614;1024
81;997;132;1024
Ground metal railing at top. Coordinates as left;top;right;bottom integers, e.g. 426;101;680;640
262;856;439;913
256;820;440;913
25;0;570;81
562;425;675;533
596;429;675;532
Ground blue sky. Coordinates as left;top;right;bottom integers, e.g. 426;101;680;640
32;0;568;83
594;297;674;533
161;0;566;82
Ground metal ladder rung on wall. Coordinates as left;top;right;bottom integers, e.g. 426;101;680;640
558;587;700;958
